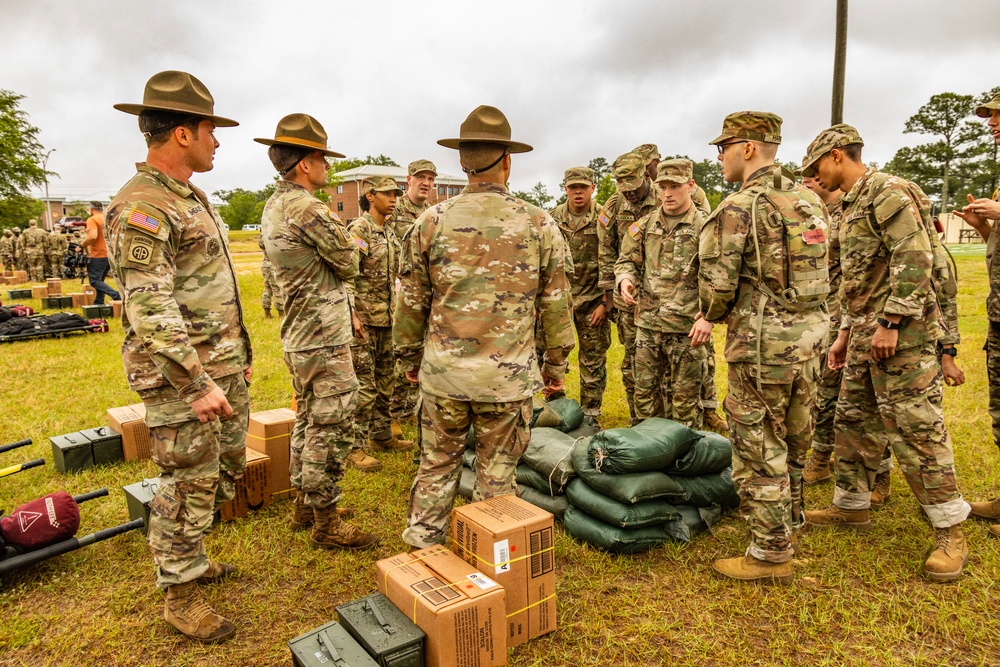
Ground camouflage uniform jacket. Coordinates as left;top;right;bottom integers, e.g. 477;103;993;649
257;233;271;270
261;180;358;353
699;165;829;367
390;194;430;242
825;193;845;332
21;226;46;252
549;201;602;313
597;187;660;310
394;182;575;402
693;185;712;217
616;204;705;334
13;235;23;259
0;235;12;259
105;163;252;400
987;189;1000;323
836;167;939;360
347;212;400;328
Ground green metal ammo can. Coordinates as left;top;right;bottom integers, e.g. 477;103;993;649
336;593;425;667
288;621;379;667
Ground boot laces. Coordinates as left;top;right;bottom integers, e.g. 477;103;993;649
934;528;952;551
183;589;216;625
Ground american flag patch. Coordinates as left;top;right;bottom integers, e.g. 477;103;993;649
598;211;611;228
628;222;640;238
127;209;162;234
354;236;368;251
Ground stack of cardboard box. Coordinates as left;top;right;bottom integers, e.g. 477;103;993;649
106;403;151;460
247;408;296;500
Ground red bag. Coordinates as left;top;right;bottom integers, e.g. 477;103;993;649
1;491;81;551
10;305;33;317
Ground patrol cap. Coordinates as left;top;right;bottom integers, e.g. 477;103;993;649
800;124;864;177
709;111;782;146
655;159;693;185
632;144;661;163
254;113;346;158
564;166;595;186
612;153;647;192
976;91;1000;118
114;70;238;127
361;176;404;197
437;105;532;153
408;159;437;176
28;219;37;226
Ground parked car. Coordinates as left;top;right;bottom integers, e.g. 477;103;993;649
56;216;85;232
241;224;261;231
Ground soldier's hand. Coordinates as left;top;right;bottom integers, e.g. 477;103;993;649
405;369;419;384
588;304;608;327
190;387;234;423
828;331;848;370
243;366;253;384
870;326;898;362
352;313;366;340
543;377;565;400
620;279;637;307
968;196;1000;221
688;316;712;347
941;355;965;387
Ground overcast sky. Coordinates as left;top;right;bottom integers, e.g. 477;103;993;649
2;0;997;203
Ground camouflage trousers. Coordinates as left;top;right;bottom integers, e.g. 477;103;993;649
141;372;250;588
48;254;64;279
634;327;708;428
351;325;396;447
811;340;843;456
25;251;45;282
987;323;1000;450
615;307;639;423
725;358;819;563
390;356;420;421
402;392;532;548
702;345;719;411
285;344;359;509
0;252;12;271
16;253;27;273
574;305;611;417
832;342;970;527
261;263;283;312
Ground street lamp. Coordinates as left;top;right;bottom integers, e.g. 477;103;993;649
42;148;55;231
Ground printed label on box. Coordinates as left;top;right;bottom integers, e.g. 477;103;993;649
492;539;510;575
466;572;499;590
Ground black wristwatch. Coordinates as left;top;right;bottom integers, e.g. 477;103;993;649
940;346;958;358
876;317;901;330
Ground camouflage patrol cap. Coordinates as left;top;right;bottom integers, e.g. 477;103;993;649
564;166;595;186
361;175;404;197
632;144;661;164
976;91;1000;118
612;153;647;192
12;227;20;233
655;158;693;185
408;159;437;176
28;219;37;226
3;229;11;236
709;111;782;146
800;123;864;177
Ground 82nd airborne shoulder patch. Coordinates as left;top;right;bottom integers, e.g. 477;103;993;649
127;235;154;266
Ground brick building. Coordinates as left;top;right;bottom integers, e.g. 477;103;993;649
325;165;466;221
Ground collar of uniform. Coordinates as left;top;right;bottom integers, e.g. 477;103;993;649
657;203;697;233
464;182;509;195
842;166;878;204
738;165;777;192
136;162;193;199
620;183;658;213
274;180;308;193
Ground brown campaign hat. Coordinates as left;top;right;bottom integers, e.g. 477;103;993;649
612;152;646;192
632;144;661;163
655;158;693;184
114;70;238;127
361;175;404;197
709;111;782;146
408;159;437;176
800;123;864;177
563;166;595;186
976;91;1000;118
437;105;532;153
254;113;346;158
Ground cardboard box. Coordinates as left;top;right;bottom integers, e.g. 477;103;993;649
106;403;151;461
46;278;62;295
111;300;123;318
31;285;47;299
452;495;556;647
377;545;506;667
13;270;27;283
247;408;295;500
70;292;86;308
123;477;159;535
2;269;11;277
217;448;272;522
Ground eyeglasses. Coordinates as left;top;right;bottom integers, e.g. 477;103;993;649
716;141;748;155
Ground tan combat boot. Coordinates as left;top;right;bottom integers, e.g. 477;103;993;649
869;471;891;509
702;410;729;434
803;450;832;485
164;581;236;643
263;308;272;319
371;435;414;452
196;560;236;583
347;448;382;472
309;506;380;551
990;525;1000;538
969;496;1000;520
291;494;354;529
924;525;968;582
805;505;872;530
712;555;792;584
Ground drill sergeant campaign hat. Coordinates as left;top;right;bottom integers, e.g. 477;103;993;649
408;159;437;176
114;70;238;127
437;105;533;153
655;158;694;184
563;166;595;186
800;123;864;177
361;175;404;198
632;144;661;164
976;91;1000;118
612;153;647;192
254;113;346;158
709;111;783;146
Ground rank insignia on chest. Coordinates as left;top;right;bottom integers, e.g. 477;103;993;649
127;209;162;235
802;228;826;245
207;238;221;257
598;211;611;228
354;236;368;251
628;222;641;239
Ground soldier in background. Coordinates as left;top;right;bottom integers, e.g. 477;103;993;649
21;219;47;282
257;233;283;318
80;202;121;304
257;113;378;552
0;229;13;271
12;227;26;273
46;227;67;279
700;112;830;583
617;159;711;427
106;70;252;642
802;124;971;582
396;105;574;548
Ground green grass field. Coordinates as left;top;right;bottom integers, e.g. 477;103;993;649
1;247;999;667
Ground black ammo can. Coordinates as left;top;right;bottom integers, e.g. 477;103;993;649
49;432;94;473
336;593;425;667
79;427;124;466
288;621;379;667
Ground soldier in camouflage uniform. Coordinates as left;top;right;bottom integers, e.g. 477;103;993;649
548;166;610;424
389;160;437;426
257;233;283;318
46;228;67;279
346;176;413;472
21;219;47;282
256;113;378;553
106;71;252;642
0;229;13;270
616;159;711;427
396;106;575;548
699;112;830;583
802;124;971;582
12;227;26;273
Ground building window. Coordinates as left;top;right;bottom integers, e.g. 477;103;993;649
439;185;447;196
336;185;343;194
337;202;344;211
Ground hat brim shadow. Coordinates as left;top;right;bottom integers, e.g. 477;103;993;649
436;138;532;153
113;103;239;127
253;138;346;159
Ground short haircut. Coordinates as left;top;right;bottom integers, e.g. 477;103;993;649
138;110;202;148
268;144;311;177
752;141;779;161
841;143;863;162
459;142;507;175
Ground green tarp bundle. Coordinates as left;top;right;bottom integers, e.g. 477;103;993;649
671;430;732;476
531;397;584;432
565;478;682;529
520;427;577;491
588;418;700;474
571;437;687;504
670;468;739;509
665;505;722;543
563;506;676;554
458;466;475;500
517;465;562;496
517;486;569;519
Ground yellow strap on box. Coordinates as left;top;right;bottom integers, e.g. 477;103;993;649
506;592;557;618
449;536;555;569
246;432;290;442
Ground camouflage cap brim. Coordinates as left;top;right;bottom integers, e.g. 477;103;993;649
976;92;1000;118
616;174;644;192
